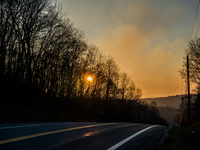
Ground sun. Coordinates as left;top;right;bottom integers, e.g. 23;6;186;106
87;76;92;81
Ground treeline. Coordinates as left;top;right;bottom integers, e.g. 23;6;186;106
0;0;167;125
1;94;168;125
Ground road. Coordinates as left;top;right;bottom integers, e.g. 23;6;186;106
0;122;167;150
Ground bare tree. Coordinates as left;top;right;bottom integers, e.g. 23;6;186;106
118;72;130;100
103;57;119;100
180;38;200;85
126;81;142;100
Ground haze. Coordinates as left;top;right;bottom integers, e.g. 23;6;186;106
58;0;199;98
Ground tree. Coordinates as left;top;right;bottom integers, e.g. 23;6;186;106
103;57;119;100
60;29;87;99
149;101;159;115
180;38;200;84
0;0;18;96
76;45;106;99
126;81;142;100
118;72;130;100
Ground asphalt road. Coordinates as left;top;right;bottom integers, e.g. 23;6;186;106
0;122;167;150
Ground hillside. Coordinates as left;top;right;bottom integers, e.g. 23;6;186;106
141;95;185;126
141;95;184;108
158;106;179;126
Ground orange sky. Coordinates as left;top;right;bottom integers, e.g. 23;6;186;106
59;0;199;98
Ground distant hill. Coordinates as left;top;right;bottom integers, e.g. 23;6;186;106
141;95;185;108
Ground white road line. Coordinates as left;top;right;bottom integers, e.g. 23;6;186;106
108;125;158;150
0;124;39;130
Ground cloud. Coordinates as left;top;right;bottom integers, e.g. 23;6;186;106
97;22;186;98
59;0;194;97
97;24;150;74
94;0;189;98
150;45;172;66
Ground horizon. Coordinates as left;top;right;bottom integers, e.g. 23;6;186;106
141;94;184;99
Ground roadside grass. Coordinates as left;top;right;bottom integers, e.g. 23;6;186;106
158;122;200;150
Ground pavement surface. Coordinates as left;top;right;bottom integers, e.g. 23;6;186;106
0;122;170;150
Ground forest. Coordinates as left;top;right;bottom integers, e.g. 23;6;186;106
0;0;167;125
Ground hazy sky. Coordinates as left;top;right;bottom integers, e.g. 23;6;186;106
58;0;199;98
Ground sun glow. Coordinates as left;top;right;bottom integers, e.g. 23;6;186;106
87;76;92;81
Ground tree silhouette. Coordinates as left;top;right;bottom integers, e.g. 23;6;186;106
0;0;168;126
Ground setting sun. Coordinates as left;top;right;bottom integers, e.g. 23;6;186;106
87;76;92;81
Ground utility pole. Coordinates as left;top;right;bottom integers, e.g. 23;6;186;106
135;103;137;123
187;55;191;124
141;110;143;123
180;96;186;126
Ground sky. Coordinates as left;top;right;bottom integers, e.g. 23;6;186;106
58;0;200;98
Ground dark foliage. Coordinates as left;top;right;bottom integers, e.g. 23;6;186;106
174;93;200;125
0;88;168;125
191;93;200;122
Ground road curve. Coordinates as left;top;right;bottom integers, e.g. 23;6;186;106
0;122;167;150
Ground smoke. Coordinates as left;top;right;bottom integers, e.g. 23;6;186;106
97;24;186;98
59;0;192;97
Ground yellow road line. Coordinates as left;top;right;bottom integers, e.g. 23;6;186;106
0;123;116;145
